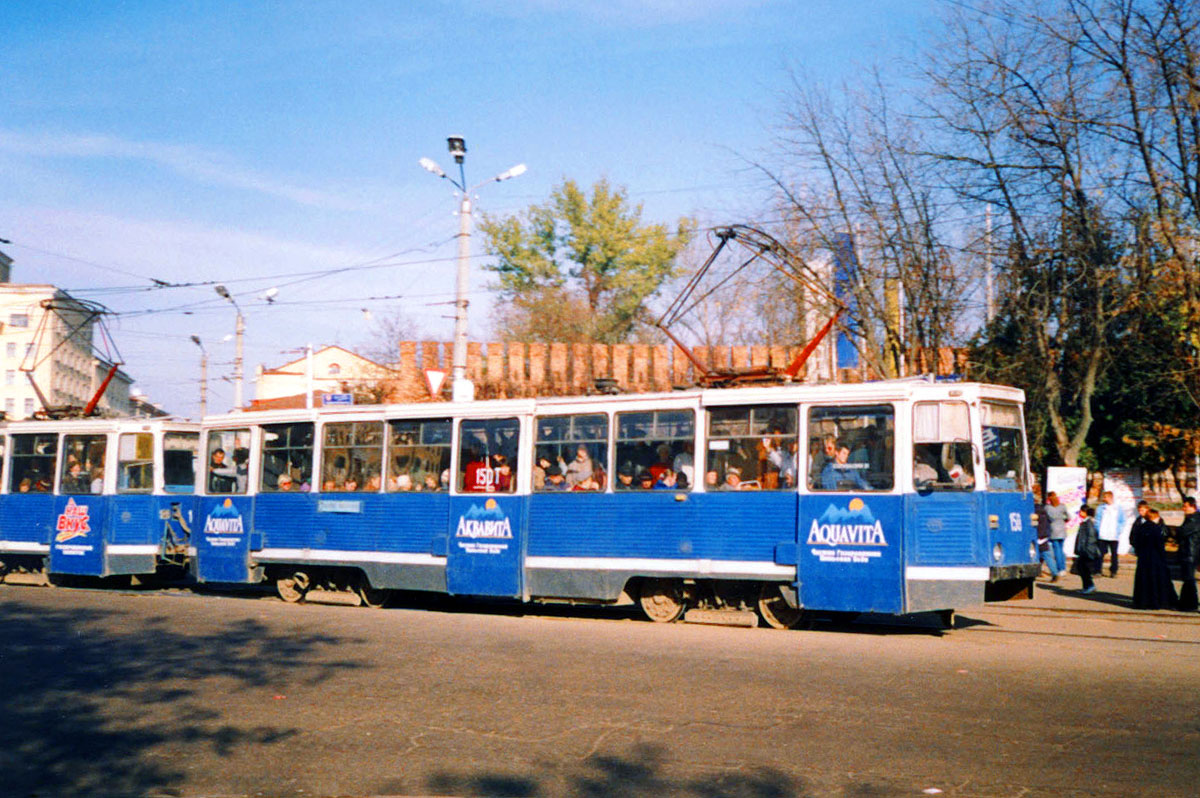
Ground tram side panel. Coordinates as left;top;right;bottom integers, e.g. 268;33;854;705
0;494;55;567
105;495;191;576
252;493;450;594
49;495;111;576
797;493;905;615
524;492;797;601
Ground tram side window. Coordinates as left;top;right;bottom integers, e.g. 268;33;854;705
10;433;57;493
388;418;452;492
61;434;107;495
913;402;975;491
207;428;250;495
321;421;384;492
706;404;797;491
533;413;608;491
458;417;520;493
117;432;154;493
807;405;894;492
163;432;199;494
982;402;1028;492
260;422;314;492
614;409;695;491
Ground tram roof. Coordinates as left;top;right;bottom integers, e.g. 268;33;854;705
0;416;199;434
199;378;1024;427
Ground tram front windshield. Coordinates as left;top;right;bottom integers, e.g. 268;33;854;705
981;401;1027;492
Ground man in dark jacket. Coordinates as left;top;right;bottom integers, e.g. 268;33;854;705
1074;505;1101;594
1177;497;1199;611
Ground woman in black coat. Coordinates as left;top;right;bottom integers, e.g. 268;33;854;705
1131;508;1178;610
1073;505;1100;594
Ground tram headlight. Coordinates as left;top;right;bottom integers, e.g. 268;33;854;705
992;543;1004;562
1029;542;1037;560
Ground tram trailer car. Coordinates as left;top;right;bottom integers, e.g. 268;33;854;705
192;379;1038;626
0;418;200;584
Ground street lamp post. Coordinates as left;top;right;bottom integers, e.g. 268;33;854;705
420;137;526;402
214;285;245;410
189;335;208;417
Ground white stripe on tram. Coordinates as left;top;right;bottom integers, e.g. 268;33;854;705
0;541;50;554
107;544;160;556
255;548;446;566
905;566;990;581
524;555;794;579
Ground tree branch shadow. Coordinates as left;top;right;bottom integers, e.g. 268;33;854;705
0;597;361;797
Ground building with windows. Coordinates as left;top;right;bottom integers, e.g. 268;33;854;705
0;252;134;419
251;345;401;410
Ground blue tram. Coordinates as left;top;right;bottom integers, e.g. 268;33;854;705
0;418;199;584
191;379;1038;625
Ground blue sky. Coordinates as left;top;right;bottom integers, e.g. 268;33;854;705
1;0;940;416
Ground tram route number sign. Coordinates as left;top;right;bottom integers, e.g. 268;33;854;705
323;393;354;405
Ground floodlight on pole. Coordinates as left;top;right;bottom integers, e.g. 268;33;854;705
418;137;526;402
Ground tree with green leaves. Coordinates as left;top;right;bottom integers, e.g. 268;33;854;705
478;179;693;344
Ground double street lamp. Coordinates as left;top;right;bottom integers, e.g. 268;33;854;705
420;136;526;402
214;284;244;410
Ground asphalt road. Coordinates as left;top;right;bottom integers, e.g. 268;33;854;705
1;576;1198;798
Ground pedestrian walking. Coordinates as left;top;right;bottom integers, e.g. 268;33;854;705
1094;490;1126;577
1176;497;1199;612
1044;491;1069;580
1073;504;1100;594
1130;507;1177;610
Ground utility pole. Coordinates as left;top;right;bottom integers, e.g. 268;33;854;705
190;335;207;417
985;205;995;324
233;310;245;410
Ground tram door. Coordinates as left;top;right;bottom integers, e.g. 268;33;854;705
49;432;111;576
445;417;526;598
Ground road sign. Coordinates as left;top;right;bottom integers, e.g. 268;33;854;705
323;393;354;406
424;369;447;397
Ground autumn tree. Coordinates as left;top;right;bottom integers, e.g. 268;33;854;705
478;179;693;344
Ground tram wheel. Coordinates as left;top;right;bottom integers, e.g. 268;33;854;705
638;578;687;623
355;575;390;609
757;583;809;630
276;570;310;603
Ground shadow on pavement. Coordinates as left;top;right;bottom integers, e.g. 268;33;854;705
409;743;810;797
1037;581;1134;609
0;597;360;797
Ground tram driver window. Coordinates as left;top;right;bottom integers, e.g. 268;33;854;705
321;421;384;492
206;428;250;494
807;405;894;492
614;409;694;491
458;417;520;493
260;422;314;492
534;413;608;491
163;432;199;494
117;432;154;493
913;402;975;491
387;419;452;492
60;434;107;494
10;433;57;493
706;405;797;490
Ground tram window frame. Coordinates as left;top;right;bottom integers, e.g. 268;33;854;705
458;417;520;494
163;432;199;494
807;404;895;492
206;428;251;495
61;434;107;495
386;418;452;492
705;404;797;491
9;433;57;493
614;409;695;491
533;413;608;492
321;420;384;493
981;401;1028;492
260;422;314;493
117;432;155;494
